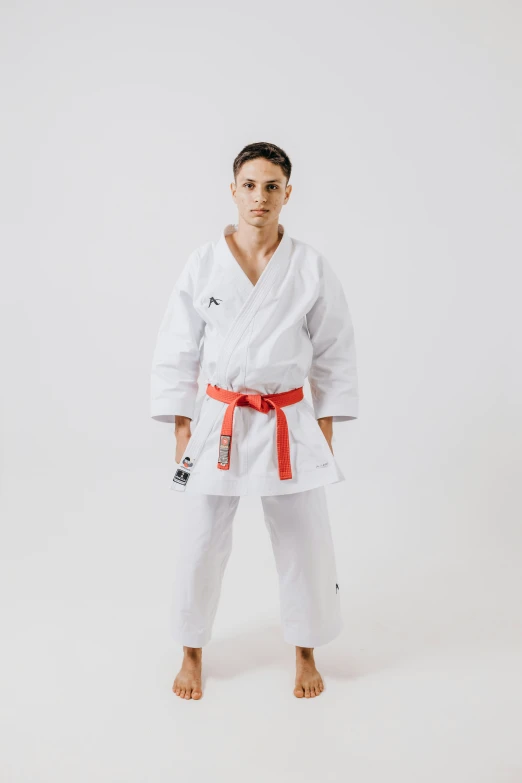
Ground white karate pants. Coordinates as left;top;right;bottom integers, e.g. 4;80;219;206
170;486;342;648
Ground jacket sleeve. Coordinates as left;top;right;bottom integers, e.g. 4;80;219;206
150;249;206;423
306;255;359;422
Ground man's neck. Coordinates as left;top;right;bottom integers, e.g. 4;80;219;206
231;218;282;260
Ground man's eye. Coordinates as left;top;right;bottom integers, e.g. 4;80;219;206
268;185;278;190
243;183;253;188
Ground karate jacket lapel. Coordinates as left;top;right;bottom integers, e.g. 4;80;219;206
212;223;292;389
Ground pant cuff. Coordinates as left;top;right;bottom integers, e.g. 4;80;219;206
283;619;343;648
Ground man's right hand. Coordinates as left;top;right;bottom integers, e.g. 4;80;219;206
175;431;192;463
175;415;192;463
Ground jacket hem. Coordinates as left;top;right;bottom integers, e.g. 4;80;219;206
170;463;345;496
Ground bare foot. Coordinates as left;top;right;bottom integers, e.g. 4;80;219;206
172;646;203;700
294;646;324;698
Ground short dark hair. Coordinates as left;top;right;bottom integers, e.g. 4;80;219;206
233;142;292;184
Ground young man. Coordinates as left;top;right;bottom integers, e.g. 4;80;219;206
150;142;358;700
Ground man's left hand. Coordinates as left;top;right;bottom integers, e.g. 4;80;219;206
317;416;334;455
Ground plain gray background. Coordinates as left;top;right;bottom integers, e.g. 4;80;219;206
1;1;521;781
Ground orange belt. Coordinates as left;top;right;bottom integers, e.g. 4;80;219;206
205;383;304;480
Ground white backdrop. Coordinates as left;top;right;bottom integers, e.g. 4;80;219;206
1;2;521;782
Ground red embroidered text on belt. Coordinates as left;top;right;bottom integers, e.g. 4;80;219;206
205;383;304;480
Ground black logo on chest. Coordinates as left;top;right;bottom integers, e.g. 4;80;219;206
208;297;222;307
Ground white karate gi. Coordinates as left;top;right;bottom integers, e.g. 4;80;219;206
151;222;358;648
150;222;358;496
172;486;342;648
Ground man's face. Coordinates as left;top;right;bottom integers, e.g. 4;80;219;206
231;158;292;228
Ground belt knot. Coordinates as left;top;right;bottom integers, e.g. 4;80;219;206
205;383;304;480
241;393;269;413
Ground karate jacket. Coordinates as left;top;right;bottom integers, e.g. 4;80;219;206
150;223;359;496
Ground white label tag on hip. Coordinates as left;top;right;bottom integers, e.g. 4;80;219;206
173;468;191;486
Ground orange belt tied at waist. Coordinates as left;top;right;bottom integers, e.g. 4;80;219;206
205;383;304;480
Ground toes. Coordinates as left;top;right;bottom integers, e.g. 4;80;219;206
174;680;202;699
294;686;304;698
304;687;311;698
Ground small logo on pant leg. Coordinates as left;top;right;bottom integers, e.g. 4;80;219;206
208;297;222;307
336;583;339;593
